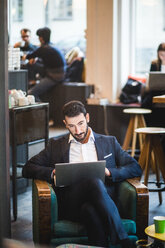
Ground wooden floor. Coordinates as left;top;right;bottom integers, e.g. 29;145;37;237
11;126;165;246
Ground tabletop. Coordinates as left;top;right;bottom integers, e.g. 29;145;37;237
145;224;165;242
153;95;165;103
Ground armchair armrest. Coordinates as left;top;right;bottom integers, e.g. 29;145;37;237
32;179;51;244
116;178;148;239
127;179;149;239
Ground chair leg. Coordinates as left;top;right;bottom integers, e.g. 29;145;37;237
153;136;165;182
152;136;165;204
122;116;135;150
138;115;146;149
151;143;162;204
131;115;138;157
143;136;151;187
139;115;146;127
138;136;148;171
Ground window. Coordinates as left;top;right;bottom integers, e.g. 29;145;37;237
50;0;72;20
12;0;23;22
135;0;165;75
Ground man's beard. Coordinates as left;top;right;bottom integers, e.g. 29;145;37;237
71;125;89;142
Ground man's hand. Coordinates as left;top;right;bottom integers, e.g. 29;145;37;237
52;169;56;175
22;54;27;61
105;167;111;176
29;58;37;65
52;169;56;186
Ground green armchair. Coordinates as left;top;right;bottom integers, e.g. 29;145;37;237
32;179;149;248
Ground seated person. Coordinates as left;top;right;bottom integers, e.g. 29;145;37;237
65;46;85;82
150;43;165;71
22;27;66;100
22;100;142;248
14;28;36;54
141;43;165;109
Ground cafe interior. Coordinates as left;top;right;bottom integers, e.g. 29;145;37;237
1;0;165;247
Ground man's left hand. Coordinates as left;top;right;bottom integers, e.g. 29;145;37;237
105;167;111;176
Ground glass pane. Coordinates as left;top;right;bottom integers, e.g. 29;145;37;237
12;0;23;22
135;0;165;75
51;0;73;20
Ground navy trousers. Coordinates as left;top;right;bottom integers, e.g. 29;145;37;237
55;178;128;247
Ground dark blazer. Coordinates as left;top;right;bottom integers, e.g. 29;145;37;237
150;59;161;71
22;132;142;188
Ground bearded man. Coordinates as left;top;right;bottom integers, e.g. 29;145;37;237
22;100;142;248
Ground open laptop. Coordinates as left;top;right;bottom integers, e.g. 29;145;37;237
55;160;106;186
148;72;165;91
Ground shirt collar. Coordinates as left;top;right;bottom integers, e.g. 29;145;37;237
68;127;95;144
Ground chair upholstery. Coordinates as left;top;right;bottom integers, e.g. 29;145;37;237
32;179;149;247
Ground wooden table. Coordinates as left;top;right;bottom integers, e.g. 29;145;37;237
9;102;49;221
145;224;165;247
153;95;165;104
153;95;165;110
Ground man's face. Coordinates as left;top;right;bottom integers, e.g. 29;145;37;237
63;113;89;142
21;31;30;43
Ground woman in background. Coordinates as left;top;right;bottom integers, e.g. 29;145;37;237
150;42;165;71
141;43;165;153
141;42;165;108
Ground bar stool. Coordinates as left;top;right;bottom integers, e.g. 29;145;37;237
135;127;165;204
122;108;152;157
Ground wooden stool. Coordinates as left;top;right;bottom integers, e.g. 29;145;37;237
122;108;152;157
135;127;165;204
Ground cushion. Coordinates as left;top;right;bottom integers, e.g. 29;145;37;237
53;219;136;238
121;219;136;234
54;220;87;237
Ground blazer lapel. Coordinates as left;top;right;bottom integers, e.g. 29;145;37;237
94;132;105;160
61;135;70;163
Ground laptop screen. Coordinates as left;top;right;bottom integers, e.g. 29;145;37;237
148;72;165;91
55;160;106;187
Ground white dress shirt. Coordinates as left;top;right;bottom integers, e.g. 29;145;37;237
69;128;98;163
161;65;165;72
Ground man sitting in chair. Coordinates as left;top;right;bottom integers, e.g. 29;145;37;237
22;100;142;248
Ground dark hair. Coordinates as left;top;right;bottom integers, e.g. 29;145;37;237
157;43;165;64
62;100;87;118
157;43;165;53
21;28;31;34
36;27;51;43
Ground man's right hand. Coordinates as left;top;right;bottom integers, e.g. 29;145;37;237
52;169;56;186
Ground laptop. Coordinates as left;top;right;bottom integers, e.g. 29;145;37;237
148;72;165;91
55;160;106;186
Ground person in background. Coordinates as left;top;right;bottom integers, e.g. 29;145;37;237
22;27;66;100
141;43;165;153
150;43;165;71
141;42;165;109
65;46;85;82
14;28;36;54
22;100;142;248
